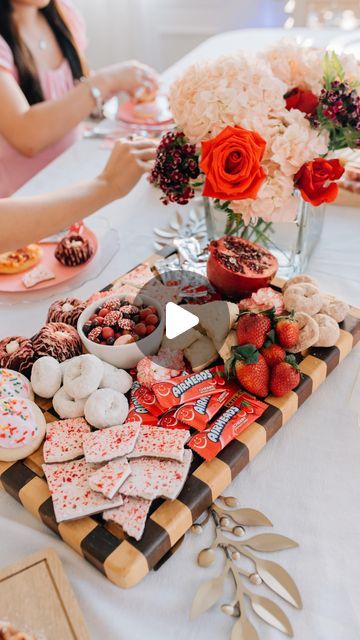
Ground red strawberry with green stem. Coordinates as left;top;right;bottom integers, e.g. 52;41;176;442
275;314;300;349
270;355;301;397
226;344;270;398
236;312;273;350
261;342;286;369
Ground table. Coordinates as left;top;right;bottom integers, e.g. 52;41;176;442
1;28;360;640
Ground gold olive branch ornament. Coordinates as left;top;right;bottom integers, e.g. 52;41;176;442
190;496;302;639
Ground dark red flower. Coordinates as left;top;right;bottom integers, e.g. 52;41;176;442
285;87;319;115
295;158;344;206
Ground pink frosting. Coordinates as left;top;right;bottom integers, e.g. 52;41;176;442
0;397;38;449
0;0;87;196
0;369;31;399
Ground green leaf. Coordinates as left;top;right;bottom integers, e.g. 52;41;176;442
231;344;260;364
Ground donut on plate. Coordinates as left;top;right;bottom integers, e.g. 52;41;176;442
0;368;34;400
84;388;129;428
32;322;82;363
55;234;93;266
31;356;62;399
47;297;86;326
0;397;46;461
0;336;35;377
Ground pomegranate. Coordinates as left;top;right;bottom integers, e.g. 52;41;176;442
207;236;278;298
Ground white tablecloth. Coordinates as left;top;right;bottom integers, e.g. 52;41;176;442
1;28;360;640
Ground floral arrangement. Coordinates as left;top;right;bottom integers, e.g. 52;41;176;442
150;43;359;231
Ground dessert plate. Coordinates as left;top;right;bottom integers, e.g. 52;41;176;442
117;94;174;128
0;227;98;293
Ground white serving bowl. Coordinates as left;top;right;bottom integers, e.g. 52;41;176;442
77;293;164;369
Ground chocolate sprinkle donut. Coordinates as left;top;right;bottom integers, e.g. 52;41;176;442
0;336;35;377
32;322;82;362
47;297;86;327
55;234;93;267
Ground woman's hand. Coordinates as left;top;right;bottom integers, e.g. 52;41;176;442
98;137;158;200
95;60;159;100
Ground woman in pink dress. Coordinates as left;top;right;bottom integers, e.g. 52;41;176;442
0;0;158;197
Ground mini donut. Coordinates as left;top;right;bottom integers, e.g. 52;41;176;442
283;274;319;292
52;386;87;419
47;297;86;326
55;234;93;266
32;322;82;362
320;294;349;323
0;336;35;377
30;356;62;399
287;311;320;353
100;363;133;394
283;283;322;315
84;388;129;428
0;368;34;400
63;354;104;399
313;313;340;347
0;397;46;461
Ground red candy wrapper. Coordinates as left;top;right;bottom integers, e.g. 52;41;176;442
133;384;164;417
172;383;239;432
128;382;159;425
188;393;267;461
158;410;189;430
152;367;226;411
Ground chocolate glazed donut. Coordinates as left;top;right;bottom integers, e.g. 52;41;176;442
0;336;35;377
47;297;86;327
32;322;82;363
55;234;93;266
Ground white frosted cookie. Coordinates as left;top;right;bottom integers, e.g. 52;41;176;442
0;368;34;401
31;355;62;398
63;354;104;399
52;386;87;419
0;397;46;461
313;313;340;347
84;388;129;428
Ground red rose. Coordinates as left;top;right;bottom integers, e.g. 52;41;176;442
295;158;344;206
200;125;267;200
285;87;319;115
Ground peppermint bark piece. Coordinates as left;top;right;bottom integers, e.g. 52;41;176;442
43;417;90;463
121;449;192;500
127;425;190;462
88;458;131;499
103;496;152;540
43;458;123;522
83;422;140;463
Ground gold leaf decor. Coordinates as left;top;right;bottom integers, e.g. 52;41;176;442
190;497;302;639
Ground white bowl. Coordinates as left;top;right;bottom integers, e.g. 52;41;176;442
77;293;164;369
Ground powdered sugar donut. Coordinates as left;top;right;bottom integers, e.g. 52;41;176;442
283;274;319;292
63;354;104;399
100;363;132;394
32;322;82;362
31;356;62;399
287;311;320;353
320;294;349;323
0;397;46;461
284;283;322;315
313;313;340;347
47;297;86;326
0;336;35;377
0;368;34;400
84;388;129;428
52;386;87;419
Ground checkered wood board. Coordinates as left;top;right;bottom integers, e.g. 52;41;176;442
1;253;359;588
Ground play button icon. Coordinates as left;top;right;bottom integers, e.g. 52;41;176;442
165;302;199;340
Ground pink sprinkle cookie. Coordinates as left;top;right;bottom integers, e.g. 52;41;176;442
0;397;46;462
43;417;90;463
103;496;152;540
43;458;123;523
89;458;131;499
127;425;190;462
83;422;140;463
121;450;193;500
0;368;34;401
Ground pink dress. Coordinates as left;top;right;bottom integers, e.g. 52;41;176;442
0;0;87;197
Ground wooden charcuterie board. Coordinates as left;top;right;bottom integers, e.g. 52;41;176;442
1;250;359;588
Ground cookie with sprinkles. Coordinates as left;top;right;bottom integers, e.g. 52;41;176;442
103;495;152;540
0;368;34;401
43;417;91;463
0;397;45;461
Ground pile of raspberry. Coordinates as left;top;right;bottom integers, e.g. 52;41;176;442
83;298;160;346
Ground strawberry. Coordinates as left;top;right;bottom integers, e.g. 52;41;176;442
236;313;272;350
227;344;270;398
270;357;301;397
275;315;300;349
260;343;286;368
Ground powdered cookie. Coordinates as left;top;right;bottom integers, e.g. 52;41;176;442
30;356;62;398
284;283;322;315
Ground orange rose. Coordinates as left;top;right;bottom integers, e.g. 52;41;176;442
200;126;267;200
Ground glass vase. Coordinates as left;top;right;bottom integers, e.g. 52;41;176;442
203;196;325;279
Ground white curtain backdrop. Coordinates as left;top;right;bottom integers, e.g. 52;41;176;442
72;0;286;71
